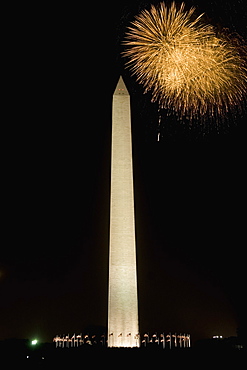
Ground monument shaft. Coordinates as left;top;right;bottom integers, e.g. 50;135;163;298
108;77;139;347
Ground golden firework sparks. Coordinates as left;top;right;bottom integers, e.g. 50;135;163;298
123;2;247;119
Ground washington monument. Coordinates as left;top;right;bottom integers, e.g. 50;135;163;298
108;76;140;347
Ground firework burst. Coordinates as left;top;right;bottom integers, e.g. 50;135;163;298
124;2;247;119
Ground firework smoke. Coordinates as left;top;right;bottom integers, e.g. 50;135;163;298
124;2;247;119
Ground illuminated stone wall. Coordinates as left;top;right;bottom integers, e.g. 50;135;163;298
108;77;139;347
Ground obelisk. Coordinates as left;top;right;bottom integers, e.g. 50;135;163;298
108;76;139;347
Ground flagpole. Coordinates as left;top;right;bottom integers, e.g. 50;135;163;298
161;333;165;349
188;334;191;348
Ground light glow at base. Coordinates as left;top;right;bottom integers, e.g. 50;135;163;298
53;332;191;348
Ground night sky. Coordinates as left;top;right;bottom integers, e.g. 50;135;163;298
2;1;246;344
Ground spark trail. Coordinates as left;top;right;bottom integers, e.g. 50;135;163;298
124;2;247;119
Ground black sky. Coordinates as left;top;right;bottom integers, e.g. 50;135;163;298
2;1;247;343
